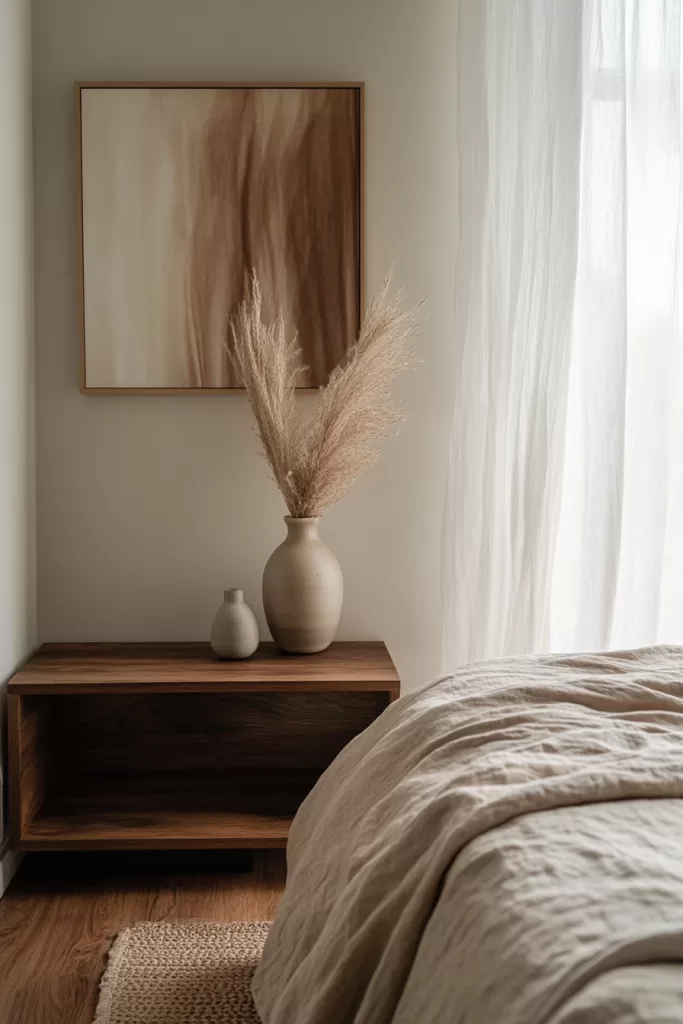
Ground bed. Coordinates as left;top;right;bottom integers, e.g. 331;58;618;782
252;646;683;1023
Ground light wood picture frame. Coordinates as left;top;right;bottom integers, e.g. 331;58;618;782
76;82;365;394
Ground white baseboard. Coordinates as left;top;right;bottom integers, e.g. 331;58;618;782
0;846;23;898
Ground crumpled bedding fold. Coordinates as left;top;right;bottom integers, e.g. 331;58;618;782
253;647;683;1024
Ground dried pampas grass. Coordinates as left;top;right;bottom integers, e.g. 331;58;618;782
230;272;420;518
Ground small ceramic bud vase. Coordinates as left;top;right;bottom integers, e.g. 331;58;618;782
210;589;259;660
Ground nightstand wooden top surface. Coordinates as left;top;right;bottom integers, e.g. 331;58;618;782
9;641;400;695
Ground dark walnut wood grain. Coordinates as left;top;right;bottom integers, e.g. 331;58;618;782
7;694;54;842
10;641;399;693
7;642;399;851
53;691;390;772
20;771;318;851
0;849;286;1024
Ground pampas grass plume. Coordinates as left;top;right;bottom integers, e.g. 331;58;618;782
230;272;420;518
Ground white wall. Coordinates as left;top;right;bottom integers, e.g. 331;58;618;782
0;0;36;861
33;0;458;690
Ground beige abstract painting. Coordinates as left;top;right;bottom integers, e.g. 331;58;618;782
78;85;362;391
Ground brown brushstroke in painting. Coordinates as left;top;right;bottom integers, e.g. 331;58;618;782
185;89;361;388
286;90;360;385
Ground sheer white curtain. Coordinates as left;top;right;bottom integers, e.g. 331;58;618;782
443;0;683;668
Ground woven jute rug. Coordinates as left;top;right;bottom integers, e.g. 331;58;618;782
93;921;271;1024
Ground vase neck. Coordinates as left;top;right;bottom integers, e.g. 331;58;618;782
224;588;244;603
284;516;320;541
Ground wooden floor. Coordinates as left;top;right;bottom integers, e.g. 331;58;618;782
0;850;286;1024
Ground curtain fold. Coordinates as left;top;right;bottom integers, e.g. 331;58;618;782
552;0;683;653
443;0;584;667
443;0;683;668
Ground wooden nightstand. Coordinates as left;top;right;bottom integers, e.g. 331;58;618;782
7;642;399;851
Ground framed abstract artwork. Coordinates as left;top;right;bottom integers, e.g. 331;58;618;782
76;82;364;393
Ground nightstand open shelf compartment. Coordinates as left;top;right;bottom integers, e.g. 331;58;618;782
8;642;399;850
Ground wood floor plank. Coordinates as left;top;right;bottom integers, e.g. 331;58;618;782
2;975;96;1024
0;851;286;1024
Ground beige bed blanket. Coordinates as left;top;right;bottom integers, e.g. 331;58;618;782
253;647;683;1024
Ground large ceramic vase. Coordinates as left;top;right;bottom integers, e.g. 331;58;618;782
263;516;343;654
